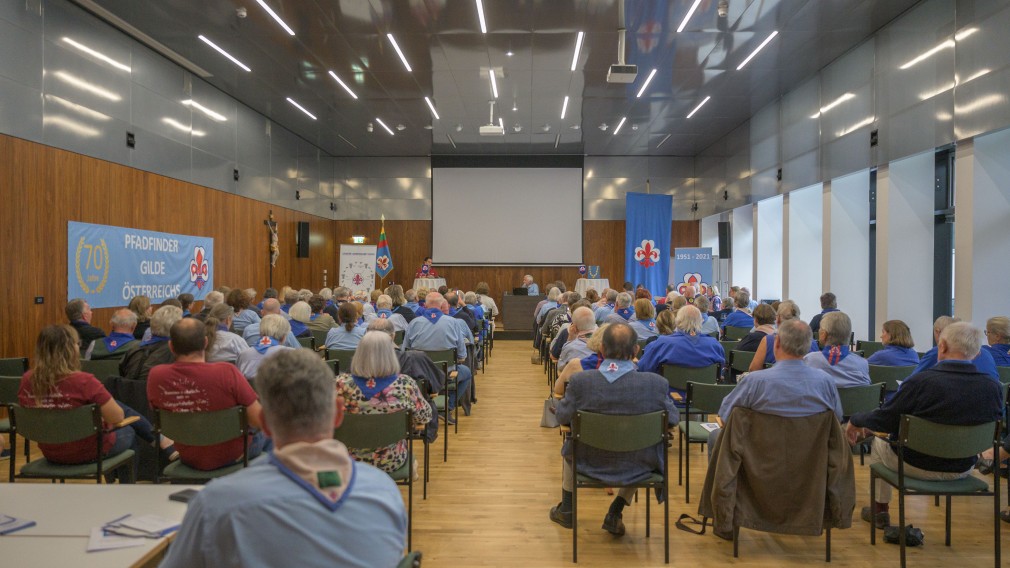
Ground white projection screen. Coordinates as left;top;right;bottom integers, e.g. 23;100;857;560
431;167;583;265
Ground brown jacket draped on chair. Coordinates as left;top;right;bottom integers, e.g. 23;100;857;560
698;408;855;539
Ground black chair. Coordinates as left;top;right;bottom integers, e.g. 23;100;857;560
728;350;756;382
153;406;250;483
0;357;27;377
310;329;329;350
80;359;122;381
297;336;315;350
856;340;886;359
415;349;457;462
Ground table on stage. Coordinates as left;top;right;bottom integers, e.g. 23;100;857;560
413;277;446;290
574;278;610;296
1;483;200;568
501;293;543;332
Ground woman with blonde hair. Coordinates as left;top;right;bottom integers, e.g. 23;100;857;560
128;295;152;340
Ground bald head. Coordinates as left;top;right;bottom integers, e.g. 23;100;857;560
260;297;281;315
169;318;208;357
110;308;138;333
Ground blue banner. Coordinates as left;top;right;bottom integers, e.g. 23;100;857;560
68;222;214;309
672;247;714;297
625;193;673;298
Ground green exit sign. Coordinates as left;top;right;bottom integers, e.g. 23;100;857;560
351;235;365;244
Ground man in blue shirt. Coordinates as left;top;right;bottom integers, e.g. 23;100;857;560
402;293;474;416
160;349;406;568
243;299;301;349
594;289;619;323
803;311;870;389
523;274;540;296
721;290;754;331
911;315;999;381
809;292;840;336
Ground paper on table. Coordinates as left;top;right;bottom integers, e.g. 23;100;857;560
698;422;720;433
115;514;180;536
0;514;36;535
87;527;147;552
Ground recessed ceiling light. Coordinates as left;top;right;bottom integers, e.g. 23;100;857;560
424;124;433;130
286;97;316;120
736;31;778;71
612;116;627;135
475;0;487;34
396;124;406;131
599;123;608;131
570;124;580;130
677;0;703;33
328;71;358;99
560;96;569;120
375;117;395;135
424;96;440;120
387;34;412;72
455;124;463;132
570;31;584;71
489;68;498;98
542;124;551;132
61;37;131;72
506;51;514;57
686;95;711;118
182;99;227;122
198;35;251;72
636;68;658;98
254;0;295;36
657;133;672;148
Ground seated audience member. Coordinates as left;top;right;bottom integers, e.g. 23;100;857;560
543;293;579;341
244;289;261;316
120;306;183;382
161;298;183;311
150;318;270;471
436;285;449;296
803;311;870;388
628;298;658;340
522;274;540;296
735;303;777;352
638;306;724;395
669;294;688;315
372;294;407;332
238;315;295;379
197;290;224;320
714;295;735;324
809;292;839;335
556;324;609;389
369;289;381;310
87;309;139;360
549;300;593;361
177;293;195;317
367;319;442;441
227;289;260;335
243;299;301;349
386;284;416;323
550;323;678;535
475;282;499;321
594;289;619;323
655;310;676;337
464;291;486;325
866;320;919;366
446;291;477;335
749;300;817;371
912;316;999;380
326;303;367;350
536;287;562;323
402;288;422;318
323;286;350;320
160;348;407;568
19;325;175;476
720;290;754;332
402;292;474;416
695;295;720;337
557;307;598;369
281;290;298;314
128;295;153;340
306;294;337;332
204;303;251;364
257;287;278;310
584;288;600;305
846;322;1004;528
66;298;106;355
287;301;313;338
982;316;1010;366
603;292;635;324
708;286;723;313
335;331;432;474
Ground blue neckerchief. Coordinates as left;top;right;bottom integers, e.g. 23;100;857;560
422;308;443;323
822;307;839;315
255;336;281;354
325;300;334;308
637;318;657;331
821;344;850;365
310;313;319;321
182;310;191;317
281;304;292;313
352;373;399;399
599;358;636;383
580;353;601;371
993;344;1010;355
356;318;365;327
102;332;135;352
449;307;458;316
141;335;169;347
217;324;229;332
376;309;393;319
290;319;308;337
405;302;419;312
616;307;635;320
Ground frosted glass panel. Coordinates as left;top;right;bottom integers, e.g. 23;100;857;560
787;184;823;321
756;195;783;301
731;205;754;292
829;171;871;341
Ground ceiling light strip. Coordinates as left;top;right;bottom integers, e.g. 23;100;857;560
555;133;561;148
613;116;627;135
387;34;412;72
198;35;251;71
561;95;569;119
636;68;658;98
446;134;457;148
424;96;441;120
489;69;498;98
375;117;395;135
475;0;487;34
286;97;317;120
686;96;710;118
570;31;585;71
676;0;703;33
328;71;358;99
254;0;295;36
656;133;672;148
61;37;131;72
735;30;778;71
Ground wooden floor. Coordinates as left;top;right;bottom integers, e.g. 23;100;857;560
4;339;1007;567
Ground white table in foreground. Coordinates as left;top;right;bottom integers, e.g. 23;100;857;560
413;277;446;290
1;483;200;568
575;278;610;296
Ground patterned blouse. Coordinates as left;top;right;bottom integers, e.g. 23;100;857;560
334;372;433;473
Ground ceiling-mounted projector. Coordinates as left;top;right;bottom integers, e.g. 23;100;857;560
479;124;504;136
607;64;638;83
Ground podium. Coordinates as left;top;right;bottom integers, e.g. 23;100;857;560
501;293;542;332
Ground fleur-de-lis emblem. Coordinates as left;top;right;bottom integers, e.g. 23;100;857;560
377;256;390;270
634;240;660;268
606;362;619;372
189;247;209;289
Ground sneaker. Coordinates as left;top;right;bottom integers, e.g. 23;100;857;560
438;414;456;425
0;449;10;461
602;512;625;536
1000;510;1010;524
159;445;180;463
975;457;994;475
861;506;890;529
549;503;572;529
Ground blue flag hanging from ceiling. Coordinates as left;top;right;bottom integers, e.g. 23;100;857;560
625;192;672;298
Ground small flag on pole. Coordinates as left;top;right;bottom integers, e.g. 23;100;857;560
375;215;393;279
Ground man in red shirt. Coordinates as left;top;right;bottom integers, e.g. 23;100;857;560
147;318;270;471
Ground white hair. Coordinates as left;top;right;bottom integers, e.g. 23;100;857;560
674;305;702;334
289;301;312;323
151;305;183;336
940;322;982;359
349;331;401;378
260;314;291;340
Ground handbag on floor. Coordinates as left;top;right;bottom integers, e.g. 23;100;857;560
540;396;559;428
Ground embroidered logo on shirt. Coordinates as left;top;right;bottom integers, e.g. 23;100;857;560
317;470;342;488
606;362;619;372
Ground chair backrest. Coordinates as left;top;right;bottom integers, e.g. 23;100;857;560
686;383;736;415
310;330;329;350
661;364;720;391
297;336;315;350
837;383;885;416
0;375;21;404
11;404;100;444
334;410;410;449
898;415;999;459
154;406;248;446
724;326;750;340
572;410;667;452
325;359;338;375
998;366;1010;386
394;330;405;346
0;357;28;376
328;349;356;375
396;551;423;568
421;349;456;368
856;340;885;359
719;340;739;360
80;359;122;381
636;339;649;351
729;350;756;373
868;364;917;392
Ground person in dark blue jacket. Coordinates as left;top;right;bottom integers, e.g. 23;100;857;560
638;305;725;398
912;316;999;381
982;316;1010;366
866;320;920;366
720;290;754;332
809;292;840;336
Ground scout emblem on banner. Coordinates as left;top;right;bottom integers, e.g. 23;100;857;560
672;248;714;297
624;192;672;298
375;215;393;279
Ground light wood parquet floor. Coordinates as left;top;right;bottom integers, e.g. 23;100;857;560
3;339;1007;567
